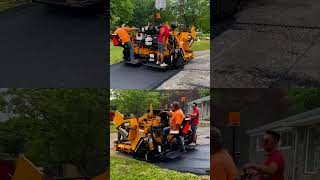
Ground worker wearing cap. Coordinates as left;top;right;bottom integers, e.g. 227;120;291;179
114;24;139;63
162;101;186;152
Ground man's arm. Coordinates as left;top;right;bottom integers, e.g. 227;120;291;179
189;111;198;118
165;111;173;117
124;27;139;32
243;162;278;175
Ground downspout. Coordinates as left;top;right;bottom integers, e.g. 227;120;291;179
292;127;298;180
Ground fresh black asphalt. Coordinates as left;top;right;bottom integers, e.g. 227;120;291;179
0;3;107;87
110;63;181;89
155;144;210;175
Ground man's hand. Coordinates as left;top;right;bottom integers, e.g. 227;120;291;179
243;162;279;175
243;163;257;170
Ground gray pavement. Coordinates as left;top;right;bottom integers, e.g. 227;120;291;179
213;0;320;88
157;50;210;89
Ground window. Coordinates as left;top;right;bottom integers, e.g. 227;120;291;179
306;126;320;173
279;130;294;149
256;135;264;152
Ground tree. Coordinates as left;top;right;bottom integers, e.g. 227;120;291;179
168;0;210;32
111;90;160;116
199;89;210;98
286;89;320;115
110;0;210;33
0;89;107;176
129;0;155;28
111;0;135;30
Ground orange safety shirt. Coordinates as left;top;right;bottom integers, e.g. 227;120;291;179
114;27;133;43
171;108;185;130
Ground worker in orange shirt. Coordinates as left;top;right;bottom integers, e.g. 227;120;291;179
211;127;239;180
162;101;186;152
114;23;139;63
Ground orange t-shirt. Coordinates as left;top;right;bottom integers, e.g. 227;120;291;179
171;109;185;130
211;149;239;180
114;27;133;43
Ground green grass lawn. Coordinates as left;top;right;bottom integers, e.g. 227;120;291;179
0;0;30;11
110;43;123;65
110;121;117;133
110;40;210;65
197;33;210;37
110;156;209;180
190;40;210;51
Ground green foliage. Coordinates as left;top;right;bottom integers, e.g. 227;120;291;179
0;0;31;12
110;0;210;33
0;89;107;176
111;0;135;30
129;0;155;28
286;89;320;115
111;90;160;116
168;0;210;32
198;89;210;98
110;156;205;180
110;90;207;115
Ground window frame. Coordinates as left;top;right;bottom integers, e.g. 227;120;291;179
304;125;320;174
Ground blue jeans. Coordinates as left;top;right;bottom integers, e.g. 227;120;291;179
158;43;165;53
125;41;134;61
162;127;185;150
191;124;197;134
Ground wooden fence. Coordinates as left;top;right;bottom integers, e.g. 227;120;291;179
0;0;31;12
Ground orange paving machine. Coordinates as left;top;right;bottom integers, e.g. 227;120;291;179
112;103;193;161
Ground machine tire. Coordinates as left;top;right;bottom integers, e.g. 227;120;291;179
123;47;130;62
133;140;158;162
174;53;185;69
184;133;193;145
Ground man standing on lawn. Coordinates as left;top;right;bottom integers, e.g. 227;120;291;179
188;102;199;146
114;23;139;63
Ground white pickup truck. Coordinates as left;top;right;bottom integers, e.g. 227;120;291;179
33;0;103;8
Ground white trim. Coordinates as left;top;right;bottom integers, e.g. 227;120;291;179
304;126;320;174
247;114;320;135
304;127;311;173
187;96;210;105
249;126;294;136
279;146;292;150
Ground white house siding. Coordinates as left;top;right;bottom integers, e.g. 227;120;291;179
248;121;320;180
